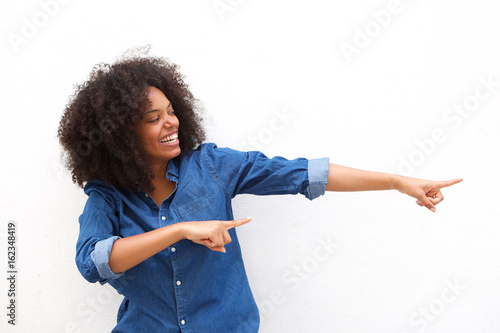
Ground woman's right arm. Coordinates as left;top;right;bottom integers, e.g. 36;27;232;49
108;217;252;274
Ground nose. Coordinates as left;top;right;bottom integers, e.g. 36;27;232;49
163;112;177;129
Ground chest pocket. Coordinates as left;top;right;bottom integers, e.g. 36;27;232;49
175;192;215;220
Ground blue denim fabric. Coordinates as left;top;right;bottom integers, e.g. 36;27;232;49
76;143;329;332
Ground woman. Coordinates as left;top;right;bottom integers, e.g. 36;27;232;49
58;56;462;332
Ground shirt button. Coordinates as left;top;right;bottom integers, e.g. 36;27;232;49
145;193;148;197
176;280;181;286
161;216;166;220
180;320;186;325
171;247;176;252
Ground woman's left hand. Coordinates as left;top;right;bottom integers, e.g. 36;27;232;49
395;176;463;212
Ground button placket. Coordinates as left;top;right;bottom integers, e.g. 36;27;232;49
171;252;187;330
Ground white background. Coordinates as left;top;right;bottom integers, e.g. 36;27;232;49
1;0;499;332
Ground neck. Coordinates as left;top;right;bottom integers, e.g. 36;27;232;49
147;160;176;205
149;160;169;187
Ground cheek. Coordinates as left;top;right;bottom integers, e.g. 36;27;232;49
136;131;156;150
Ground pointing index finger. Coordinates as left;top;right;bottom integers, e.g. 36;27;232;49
224;217;252;230
438;178;463;188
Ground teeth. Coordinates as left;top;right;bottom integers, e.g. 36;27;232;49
160;133;177;143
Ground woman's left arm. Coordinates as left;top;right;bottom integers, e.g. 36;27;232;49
326;163;463;212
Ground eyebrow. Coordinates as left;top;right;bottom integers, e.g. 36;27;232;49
143;102;172;116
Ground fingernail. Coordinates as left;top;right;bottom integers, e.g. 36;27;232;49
431;207;436;212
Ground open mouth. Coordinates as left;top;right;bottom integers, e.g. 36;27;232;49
160;133;178;144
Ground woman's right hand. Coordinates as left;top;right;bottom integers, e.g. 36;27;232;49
179;217;252;252
109;217;252;273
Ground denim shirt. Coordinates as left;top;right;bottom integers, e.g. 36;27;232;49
76;143;329;332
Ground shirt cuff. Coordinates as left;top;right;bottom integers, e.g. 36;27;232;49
91;236;124;282
305;157;329;200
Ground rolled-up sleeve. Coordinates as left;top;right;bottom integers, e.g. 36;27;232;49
91;236;124;282
76;184;124;284
305;157;329;200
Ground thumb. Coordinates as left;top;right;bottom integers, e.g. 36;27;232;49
202;239;226;253
418;195;436;212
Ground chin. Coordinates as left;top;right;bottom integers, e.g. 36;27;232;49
171;147;182;158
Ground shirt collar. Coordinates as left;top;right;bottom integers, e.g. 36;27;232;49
166;157;180;182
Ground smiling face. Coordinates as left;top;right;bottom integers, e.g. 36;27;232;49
136;86;181;166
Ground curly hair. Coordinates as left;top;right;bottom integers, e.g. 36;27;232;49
58;56;206;193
